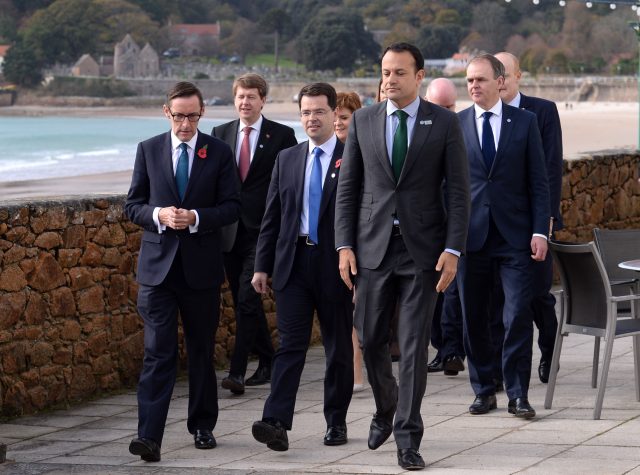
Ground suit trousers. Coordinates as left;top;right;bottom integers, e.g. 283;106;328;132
355;235;439;450
224;224;274;376
136;250;220;445
439;277;465;359
458;222;535;401
263;243;354;429
490;251;558;381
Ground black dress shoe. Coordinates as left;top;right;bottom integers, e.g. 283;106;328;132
397;448;425;470
129;437;160;462
252;419;289;451
468;394;497;415
368;413;393;450
443;355;465;376
538;359;550;383
194;429;217;449
246;366;271;386
427;355;443;373
508;397;536;419
221;373;245;395
324;424;347;446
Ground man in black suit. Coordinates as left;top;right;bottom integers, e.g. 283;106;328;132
212;73;297;395
125;82;240;462
251;83;353;452
335;43;470;470
457;54;549;419
491;52;563;384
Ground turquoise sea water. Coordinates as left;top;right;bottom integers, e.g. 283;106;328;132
0;115;305;182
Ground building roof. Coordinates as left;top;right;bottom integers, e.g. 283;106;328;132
170;23;220;36
0;45;11;57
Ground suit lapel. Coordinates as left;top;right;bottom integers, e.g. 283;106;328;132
370;102;396;184
247;117;270;181
184;132;206;199
160;132;180;201
319;141;343;219
461;107;487;174
294;142;308;224
494;105;514;172
398;99;434;184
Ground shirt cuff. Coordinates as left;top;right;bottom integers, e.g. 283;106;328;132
533;233;548;241
444;248;461;257
189;210;199;233
336;246;352;251
153;207;165;233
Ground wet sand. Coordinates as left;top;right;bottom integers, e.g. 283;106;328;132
1;101;637;201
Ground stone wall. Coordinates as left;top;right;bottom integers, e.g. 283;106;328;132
0;150;638;417
0;197;278;417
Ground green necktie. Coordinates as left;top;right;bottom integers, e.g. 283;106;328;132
392;110;408;182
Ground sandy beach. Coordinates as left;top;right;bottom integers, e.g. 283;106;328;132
1;100;637;201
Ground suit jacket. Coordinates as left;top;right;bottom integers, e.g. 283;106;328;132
458;103;550;253
125;131;241;289
212;116;297;251
254;139;350;301
335;99;470;271
519;93;563;231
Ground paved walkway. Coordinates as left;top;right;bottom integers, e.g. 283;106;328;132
1;332;640;474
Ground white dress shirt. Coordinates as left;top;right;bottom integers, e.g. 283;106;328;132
235;115;263;165
473;100;502;151
385;95;420;163
152;131;200;233
299;134;336;236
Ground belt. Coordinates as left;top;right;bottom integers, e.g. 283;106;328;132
298;235;317;247
391;224;402;237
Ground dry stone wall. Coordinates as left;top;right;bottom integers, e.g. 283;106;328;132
0;150;637;417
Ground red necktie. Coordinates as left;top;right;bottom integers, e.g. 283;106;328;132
238;126;252;181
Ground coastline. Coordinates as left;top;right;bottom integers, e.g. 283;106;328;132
1;101;637;201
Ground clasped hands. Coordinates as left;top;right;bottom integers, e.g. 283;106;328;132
159;206;195;230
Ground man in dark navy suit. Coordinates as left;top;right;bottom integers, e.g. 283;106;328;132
125;82;240;462
491;52;563;385
458;54;550;419
250;83;353;451
212;74;297;395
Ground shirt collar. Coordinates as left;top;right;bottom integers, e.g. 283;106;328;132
474;100;502;120
240;114;263;133
507;92;521;108
386;95;421;118
308;134;338;158
171;131;198;151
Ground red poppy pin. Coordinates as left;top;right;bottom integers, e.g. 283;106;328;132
197;144;208;159
335;158;342;169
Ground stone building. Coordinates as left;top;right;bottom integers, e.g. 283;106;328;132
71;54;100;77
113;34;159;78
169;23;220;57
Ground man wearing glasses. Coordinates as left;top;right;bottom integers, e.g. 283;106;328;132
250;83;354;451
125;82;240;462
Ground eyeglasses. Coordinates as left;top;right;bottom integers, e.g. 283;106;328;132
168;108;202;122
300;109;329;118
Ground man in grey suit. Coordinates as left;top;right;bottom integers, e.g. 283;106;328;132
335;42;470;471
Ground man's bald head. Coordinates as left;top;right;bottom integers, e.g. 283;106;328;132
495;51;522;104
425;77;457;111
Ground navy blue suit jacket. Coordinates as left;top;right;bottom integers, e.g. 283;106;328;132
458;104;550;253
254;139;350;301
519;93;563;230
125;131;241;289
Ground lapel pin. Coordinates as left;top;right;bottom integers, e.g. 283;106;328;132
506;118;511;123
265;133;270;139
420;120;432;125
331;173;336;179
259;144;264;148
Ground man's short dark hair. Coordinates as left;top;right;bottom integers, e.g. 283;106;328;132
166;81;204;108
469;53;505;80
233;73;269;98
298;83;337;110
382;43;425;73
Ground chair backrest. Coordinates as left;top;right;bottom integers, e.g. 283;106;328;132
593;228;640;286
550;241;612;334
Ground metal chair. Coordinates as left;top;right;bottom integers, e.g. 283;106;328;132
545;241;640;419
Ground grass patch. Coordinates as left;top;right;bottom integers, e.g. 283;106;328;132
245;54;301;69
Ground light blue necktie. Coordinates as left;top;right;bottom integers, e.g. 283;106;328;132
308;147;323;244
176;143;189;200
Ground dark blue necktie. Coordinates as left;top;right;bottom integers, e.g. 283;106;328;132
176;143;189;200
308;147;323;244
482;111;496;171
